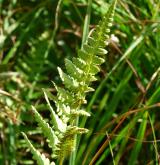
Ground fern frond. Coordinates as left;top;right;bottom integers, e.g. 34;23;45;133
24;0;117;163
53;0;117;159
65;59;84;81
54;126;88;158
31;106;58;150
69;110;90;122
43;90;67;132
22;132;55;165
72;57;87;70
52;82;75;105
71;109;91;117
58;67;79;91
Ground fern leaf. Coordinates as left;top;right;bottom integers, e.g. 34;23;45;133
71;109;90;117
54;126;88;158
31;106;58;150
22;132;55;165
52;82;75;104
92;55;105;65
78;49;92;61
86;74;97;82
72;57;87;71
89;65;100;75
83;85;95;93
43;90;67;132
58;67;79;90
65;59;84;81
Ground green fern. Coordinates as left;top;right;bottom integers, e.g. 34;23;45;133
22;132;55;165
31;106;58;151
23;0;117;164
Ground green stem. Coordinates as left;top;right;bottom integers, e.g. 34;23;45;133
69;117;79;165
59;157;64;165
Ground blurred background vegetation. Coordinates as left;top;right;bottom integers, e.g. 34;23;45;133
0;0;160;164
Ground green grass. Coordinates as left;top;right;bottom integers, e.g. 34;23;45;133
0;0;160;164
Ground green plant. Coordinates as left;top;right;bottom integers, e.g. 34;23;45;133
22;0;117;164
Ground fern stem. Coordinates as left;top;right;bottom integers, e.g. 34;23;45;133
69;117;79;165
59;157;64;165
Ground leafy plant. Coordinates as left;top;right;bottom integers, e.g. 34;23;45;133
22;0;117;164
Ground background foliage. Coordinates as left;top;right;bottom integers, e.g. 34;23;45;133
0;0;160;164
